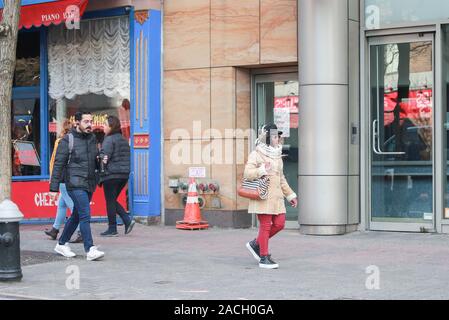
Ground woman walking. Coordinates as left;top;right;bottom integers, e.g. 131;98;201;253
99;115;135;236
45;120;81;242
244;124;298;269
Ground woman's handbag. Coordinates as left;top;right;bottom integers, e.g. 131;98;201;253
237;176;270;200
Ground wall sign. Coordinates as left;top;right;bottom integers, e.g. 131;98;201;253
274;108;291;138
189;167;206;178
133;134;150;149
13;141;40;166
11;181;127;219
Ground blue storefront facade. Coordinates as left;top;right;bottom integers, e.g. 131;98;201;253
1;0;162;224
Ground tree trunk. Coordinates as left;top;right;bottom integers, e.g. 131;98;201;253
0;0;20;202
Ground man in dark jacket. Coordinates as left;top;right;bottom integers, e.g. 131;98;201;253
50;112;105;261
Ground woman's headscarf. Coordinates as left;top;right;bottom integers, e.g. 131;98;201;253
255;124;283;159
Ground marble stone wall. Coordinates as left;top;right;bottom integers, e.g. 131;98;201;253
163;0;298;215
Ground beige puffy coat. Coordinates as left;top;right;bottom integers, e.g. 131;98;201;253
243;148;297;215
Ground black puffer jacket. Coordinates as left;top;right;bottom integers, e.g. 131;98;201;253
50;128;99;193
99;133;130;183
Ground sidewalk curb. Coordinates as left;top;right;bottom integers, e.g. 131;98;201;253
0;292;50;300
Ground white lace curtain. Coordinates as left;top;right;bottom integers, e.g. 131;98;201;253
48;16;130;100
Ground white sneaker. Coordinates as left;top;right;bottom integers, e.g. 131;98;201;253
55;243;76;258
86;246;105;261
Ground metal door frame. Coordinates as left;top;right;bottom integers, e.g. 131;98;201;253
367;33;437;232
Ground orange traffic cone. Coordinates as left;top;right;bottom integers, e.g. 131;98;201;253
176;178;209;230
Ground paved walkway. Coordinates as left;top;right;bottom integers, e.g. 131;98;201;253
2;224;449;300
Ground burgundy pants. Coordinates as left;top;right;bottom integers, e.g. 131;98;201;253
256;213;286;256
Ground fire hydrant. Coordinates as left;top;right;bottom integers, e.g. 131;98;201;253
0;200;24;281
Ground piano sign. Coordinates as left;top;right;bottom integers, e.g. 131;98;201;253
13;141;41;167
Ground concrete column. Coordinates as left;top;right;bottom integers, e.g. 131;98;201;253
298;0;360;235
56;98;67;134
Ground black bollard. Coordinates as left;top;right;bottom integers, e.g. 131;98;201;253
0;200;24;282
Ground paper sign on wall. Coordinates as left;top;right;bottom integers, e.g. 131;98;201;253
189;167;206;178
274;108;290;138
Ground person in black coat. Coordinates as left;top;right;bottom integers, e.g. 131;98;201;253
50;112;105;261
99;115;135;236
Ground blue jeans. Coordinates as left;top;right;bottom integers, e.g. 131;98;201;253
53;184;79;233
58;190;94;252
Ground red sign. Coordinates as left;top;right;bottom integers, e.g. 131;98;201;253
11;181;127;219
134;134;150;149
274;96;299;113
384;89;433;126
0;0;89;30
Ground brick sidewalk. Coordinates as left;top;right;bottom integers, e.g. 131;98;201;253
1;223;449;300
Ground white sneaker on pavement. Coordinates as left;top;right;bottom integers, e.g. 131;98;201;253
86;246;105;261
55;243;76;258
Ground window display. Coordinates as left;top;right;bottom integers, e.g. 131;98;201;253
48;94;130;156
11;98;41;176
47;15;130;156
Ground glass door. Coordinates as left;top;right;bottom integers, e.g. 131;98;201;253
369;34;435;232
254;73;299;225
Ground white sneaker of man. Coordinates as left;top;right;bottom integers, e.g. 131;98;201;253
54;243;76;258
86;246;105;261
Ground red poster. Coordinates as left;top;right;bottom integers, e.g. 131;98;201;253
274;96;299;113
11;181;127;220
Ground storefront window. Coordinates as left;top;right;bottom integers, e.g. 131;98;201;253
12;29;42;177
47;15;130;157
365;0;449;30
48;94;130;155
14;31;40;87
12;98;41;176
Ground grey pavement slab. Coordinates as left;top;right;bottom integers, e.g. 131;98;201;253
1;223;449;300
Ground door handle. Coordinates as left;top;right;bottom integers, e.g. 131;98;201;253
372;119;382;155
372;119;406;156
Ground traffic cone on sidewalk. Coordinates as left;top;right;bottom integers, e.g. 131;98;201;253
176;178;209;230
